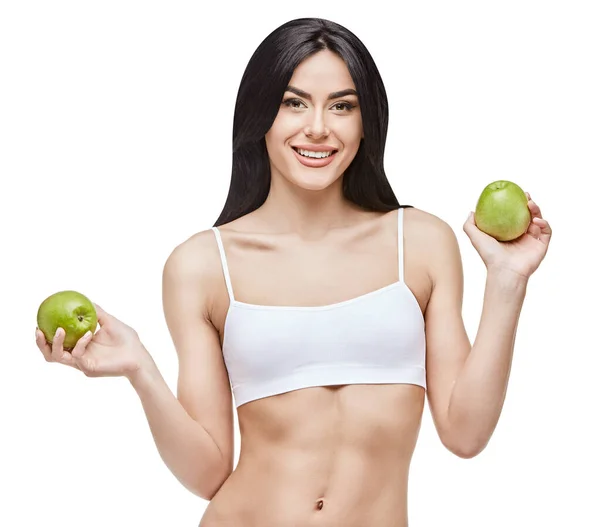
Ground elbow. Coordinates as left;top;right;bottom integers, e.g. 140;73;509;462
450;443;485;459
442;434;489;459
195;460;234;501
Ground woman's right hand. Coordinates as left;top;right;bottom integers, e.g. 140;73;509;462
35;303;154;381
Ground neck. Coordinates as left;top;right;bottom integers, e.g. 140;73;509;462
257;173;363;239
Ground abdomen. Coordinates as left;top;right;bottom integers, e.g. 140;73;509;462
200;384;425;527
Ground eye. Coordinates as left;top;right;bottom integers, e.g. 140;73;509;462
281;98;357;113
282;98;305;109
332;102;356;112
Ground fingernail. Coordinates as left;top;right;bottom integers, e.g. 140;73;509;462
84;331;92;339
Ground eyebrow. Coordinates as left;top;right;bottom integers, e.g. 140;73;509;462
285;85;359;100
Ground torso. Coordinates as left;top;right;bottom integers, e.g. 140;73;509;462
198;207;434;527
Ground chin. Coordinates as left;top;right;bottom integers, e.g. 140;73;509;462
287;170;342;192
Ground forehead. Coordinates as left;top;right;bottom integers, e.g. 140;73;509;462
288;50;355;91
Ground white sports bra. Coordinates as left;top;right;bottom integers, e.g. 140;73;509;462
211;208;426;408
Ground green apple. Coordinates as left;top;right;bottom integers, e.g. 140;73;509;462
474;180;531;241
37;290;98;351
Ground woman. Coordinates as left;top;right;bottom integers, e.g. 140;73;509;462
35;17;552;526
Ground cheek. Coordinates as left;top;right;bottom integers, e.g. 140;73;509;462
265;122;295;171
332;117;362;144
266;136;286;164
266;118;292;150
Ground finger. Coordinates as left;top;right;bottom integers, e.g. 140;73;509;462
464;211;476;228
50;328;76;365
532;217;552;244
71;331;93;359
51;327;64;361
528;199;542;219
93;303;112;328
466;211;489;235
527;221;542;239
526;192;531;200
463;211;475;233
36;328;53;362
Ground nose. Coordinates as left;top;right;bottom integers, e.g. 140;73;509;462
303;109;330;139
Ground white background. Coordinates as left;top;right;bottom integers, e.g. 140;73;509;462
1;1;598;526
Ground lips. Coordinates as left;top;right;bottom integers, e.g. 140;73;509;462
292;145;338;152
291;146;338;168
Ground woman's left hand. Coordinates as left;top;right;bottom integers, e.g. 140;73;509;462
463;193;552;279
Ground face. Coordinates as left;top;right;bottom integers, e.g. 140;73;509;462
265;49;363;192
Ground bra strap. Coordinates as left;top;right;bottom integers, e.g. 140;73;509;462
211;227;235;301
398;208;405;282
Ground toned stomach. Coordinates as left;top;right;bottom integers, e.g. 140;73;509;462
199;383;426;527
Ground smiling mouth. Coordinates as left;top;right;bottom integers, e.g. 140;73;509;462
292;147;338;159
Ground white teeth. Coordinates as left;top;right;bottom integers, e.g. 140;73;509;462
296;148;334;159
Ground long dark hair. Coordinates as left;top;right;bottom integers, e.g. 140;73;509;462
214;17;411;227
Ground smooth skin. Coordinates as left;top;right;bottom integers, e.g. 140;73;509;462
35;50;552;526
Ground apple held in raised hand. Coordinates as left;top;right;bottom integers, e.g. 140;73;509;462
36;290;98;351
474;180;531;241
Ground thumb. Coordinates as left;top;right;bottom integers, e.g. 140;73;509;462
463;211;489;244
463;211;478;237
93;303;113;328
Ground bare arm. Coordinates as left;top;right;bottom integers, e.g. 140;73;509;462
129;233;234;499
446;268;527;454
423;215;528;458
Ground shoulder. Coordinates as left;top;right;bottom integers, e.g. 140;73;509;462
163;229;220;278
403;206;458;253
162;229;224;310
402;207;462;286
164;211;258;273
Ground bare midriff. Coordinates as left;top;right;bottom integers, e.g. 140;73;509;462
199;383;425;527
